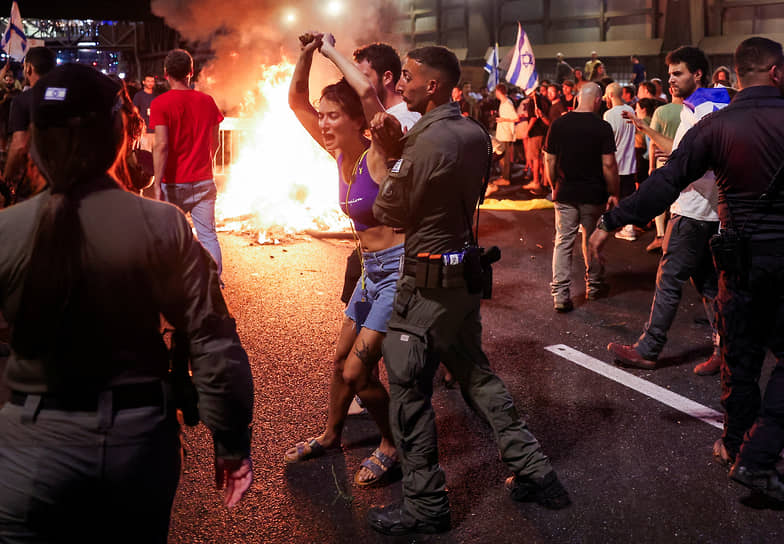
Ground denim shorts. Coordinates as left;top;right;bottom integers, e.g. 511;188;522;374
344;243;404;333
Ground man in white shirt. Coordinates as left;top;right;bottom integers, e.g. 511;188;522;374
354;43;421;132
493;83;517;185
607;46;730;379
603;82;638;240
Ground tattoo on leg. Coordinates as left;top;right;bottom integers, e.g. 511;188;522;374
354;340;375;365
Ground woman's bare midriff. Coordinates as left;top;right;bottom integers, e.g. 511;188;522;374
356;225;404;253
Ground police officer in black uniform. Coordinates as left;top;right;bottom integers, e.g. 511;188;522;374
590;37;784;503
0;64;254;542
366;46;570;536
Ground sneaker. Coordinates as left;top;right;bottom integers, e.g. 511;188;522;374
694;352;721;376
607;342;657;369
729;463;784;502
646;236;663;252
614;224;637;241
554;298;573;313
505;471;571;509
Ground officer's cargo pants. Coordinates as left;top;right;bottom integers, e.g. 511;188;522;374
382;275;552;521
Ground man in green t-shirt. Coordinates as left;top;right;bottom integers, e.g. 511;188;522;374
644;96;683;252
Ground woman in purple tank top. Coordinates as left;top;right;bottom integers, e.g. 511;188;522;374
286;32;405;486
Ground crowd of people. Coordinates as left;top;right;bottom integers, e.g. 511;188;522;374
0;32;783;542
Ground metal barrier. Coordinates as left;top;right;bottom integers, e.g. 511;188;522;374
213;117;251;176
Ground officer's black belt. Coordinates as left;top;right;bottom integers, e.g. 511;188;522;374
402;261;467;288
10;381;164;412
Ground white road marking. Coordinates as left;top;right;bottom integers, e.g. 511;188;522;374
545;344;724;429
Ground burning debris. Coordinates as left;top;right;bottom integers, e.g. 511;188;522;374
151;1;403;245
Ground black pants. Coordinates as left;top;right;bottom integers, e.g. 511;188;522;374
718;252;784;469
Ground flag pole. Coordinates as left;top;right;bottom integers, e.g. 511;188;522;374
492;0;499;86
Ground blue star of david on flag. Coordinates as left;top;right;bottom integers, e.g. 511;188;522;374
506;22;539;92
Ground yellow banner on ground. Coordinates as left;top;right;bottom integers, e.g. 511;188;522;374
480;198;554;211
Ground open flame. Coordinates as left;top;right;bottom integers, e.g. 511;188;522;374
216;60;350;244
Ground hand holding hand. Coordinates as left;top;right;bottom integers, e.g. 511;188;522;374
215;457;253;509
298;32;324;54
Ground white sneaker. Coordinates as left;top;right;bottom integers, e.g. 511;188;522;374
614;224;637;241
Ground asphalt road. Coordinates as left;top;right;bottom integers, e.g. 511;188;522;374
160;190;782;544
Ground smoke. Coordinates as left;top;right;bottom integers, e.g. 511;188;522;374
151;0;404;113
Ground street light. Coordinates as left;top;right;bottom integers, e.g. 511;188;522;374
325;1;344;17
283;10;297;25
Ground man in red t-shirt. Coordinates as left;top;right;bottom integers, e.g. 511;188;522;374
151;49;224;278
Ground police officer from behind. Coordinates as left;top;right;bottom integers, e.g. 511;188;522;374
0;64;254;542
366;46;570;537
590;37;784;503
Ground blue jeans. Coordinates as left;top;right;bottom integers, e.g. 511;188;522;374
162;179;222;277
634;214;718;360
344;243;404;333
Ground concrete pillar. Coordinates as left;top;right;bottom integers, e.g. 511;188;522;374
690;0;705;45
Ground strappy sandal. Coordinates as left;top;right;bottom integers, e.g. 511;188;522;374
284;437;330;464
354;448;399;487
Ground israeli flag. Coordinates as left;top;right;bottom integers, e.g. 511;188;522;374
683;87;731;122
1;1;27;61
484;44;500;90
506;22;538;92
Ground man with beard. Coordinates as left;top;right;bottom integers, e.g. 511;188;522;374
133;74;158;152
366;45;570;537
591;37;784;503
354;42;421;132
606;46;730;376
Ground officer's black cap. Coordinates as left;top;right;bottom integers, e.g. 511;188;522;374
32;63;122;130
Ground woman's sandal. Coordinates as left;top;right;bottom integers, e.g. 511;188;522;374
354;448;399;487
284;437;330;463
